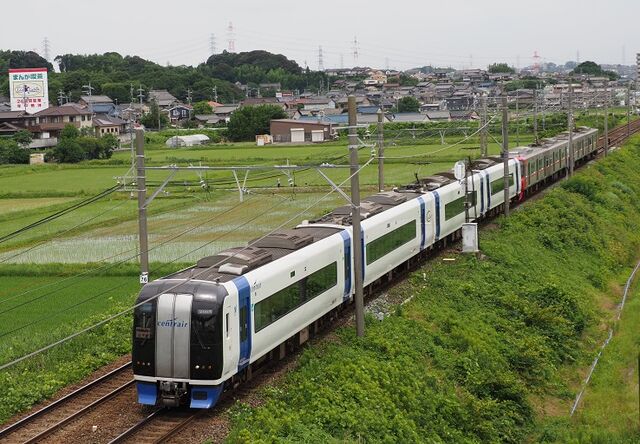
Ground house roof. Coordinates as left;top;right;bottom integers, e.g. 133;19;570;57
213;105;239;115
392;113;428;123
80;95;113;104
34;103;92;117
0;111;26;119
93;114;127;127
425;111;450;120
148;90;177;105
194;114;222;123
272;118;333;126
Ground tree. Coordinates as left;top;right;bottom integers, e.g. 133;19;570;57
0;139;29;164
60;124;80;140
12;129;32;147
53;138;85;163
488;63;515;74
572;61;619;81
227;104;286;141
397;96;421;113
193;100;213;114
140;101;169;129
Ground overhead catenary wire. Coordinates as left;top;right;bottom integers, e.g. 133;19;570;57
0;194;290;339
0;155;375;371
0;185;121;245
0;193;261;313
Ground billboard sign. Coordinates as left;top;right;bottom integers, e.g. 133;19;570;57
9;68;49;114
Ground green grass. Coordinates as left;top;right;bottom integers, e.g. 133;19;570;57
223;138;640;443
537;282;640;443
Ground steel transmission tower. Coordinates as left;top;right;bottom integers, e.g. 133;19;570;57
227;22;236;53
42;37;51;61
318;46;324;71
209;33;217;55
352;36;359;64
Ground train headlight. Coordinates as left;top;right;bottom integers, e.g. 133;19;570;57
195;365;200;369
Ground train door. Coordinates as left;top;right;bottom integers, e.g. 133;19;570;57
155;293;193;379
232;276;252;372
221;294;239;378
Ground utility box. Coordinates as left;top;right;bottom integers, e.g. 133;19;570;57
462;223;479;253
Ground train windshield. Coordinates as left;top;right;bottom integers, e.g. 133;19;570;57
191;307;218;350
134;302;154;343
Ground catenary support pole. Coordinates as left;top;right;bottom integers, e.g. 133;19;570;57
136;130;149;284
533;89;539;144
377;108;384;192
349;96;365;337
501;96;510;217
604;80;609;157
568;81;574;177
627;84;631;140
480;94;488;157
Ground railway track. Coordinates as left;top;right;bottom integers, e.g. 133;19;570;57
596;119;640;152
108;408;202;444
0;362;133;444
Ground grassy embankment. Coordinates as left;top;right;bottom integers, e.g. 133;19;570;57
223;138;640;443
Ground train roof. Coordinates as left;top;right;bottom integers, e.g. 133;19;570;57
509;126;598;159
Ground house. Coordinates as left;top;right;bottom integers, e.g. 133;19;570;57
168;104;193;121
297;98;336;112
335;95;371;110
194;114;223;126
241;97;284;108
148;90;178;109
444;96;474;111
270;119;334;143
212;104;240;122
78;95;118;116
26;103;93;138
93;115;128;136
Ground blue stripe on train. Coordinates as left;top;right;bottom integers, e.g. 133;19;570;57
417;196;426;250
340;230;351;300
232;276;251;372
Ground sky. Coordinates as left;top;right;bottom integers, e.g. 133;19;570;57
1;0;638;71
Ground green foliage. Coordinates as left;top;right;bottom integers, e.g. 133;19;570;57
488;63;515;74
0;139;29;164
12;129;33;147
397;96;421;113
573;61;619;81
227;104;286;141
193;100;213;115
59;123;80;140
52;126;116;162
226;140;640;443
140;101;169;129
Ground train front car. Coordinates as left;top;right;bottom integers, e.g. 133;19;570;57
132;279;228;408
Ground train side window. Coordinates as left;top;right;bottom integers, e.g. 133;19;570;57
366;220;416;264
240;307;248;341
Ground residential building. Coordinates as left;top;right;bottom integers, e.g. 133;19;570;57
168;104;193;121
26;103;93;138
93;115;127;136
148;90;178;109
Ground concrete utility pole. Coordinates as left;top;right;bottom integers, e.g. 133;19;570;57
348;96;365;337
480;94;488;157
136;130;149;285
377;109;384;192
515;96;520;146
501;96;510;217
568;81;575;177
604;80;609;157
533;89;539;144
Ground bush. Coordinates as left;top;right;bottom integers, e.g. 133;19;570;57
53;138;85;163
0;139;29;164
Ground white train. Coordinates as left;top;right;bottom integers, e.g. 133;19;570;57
132;127;598;408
